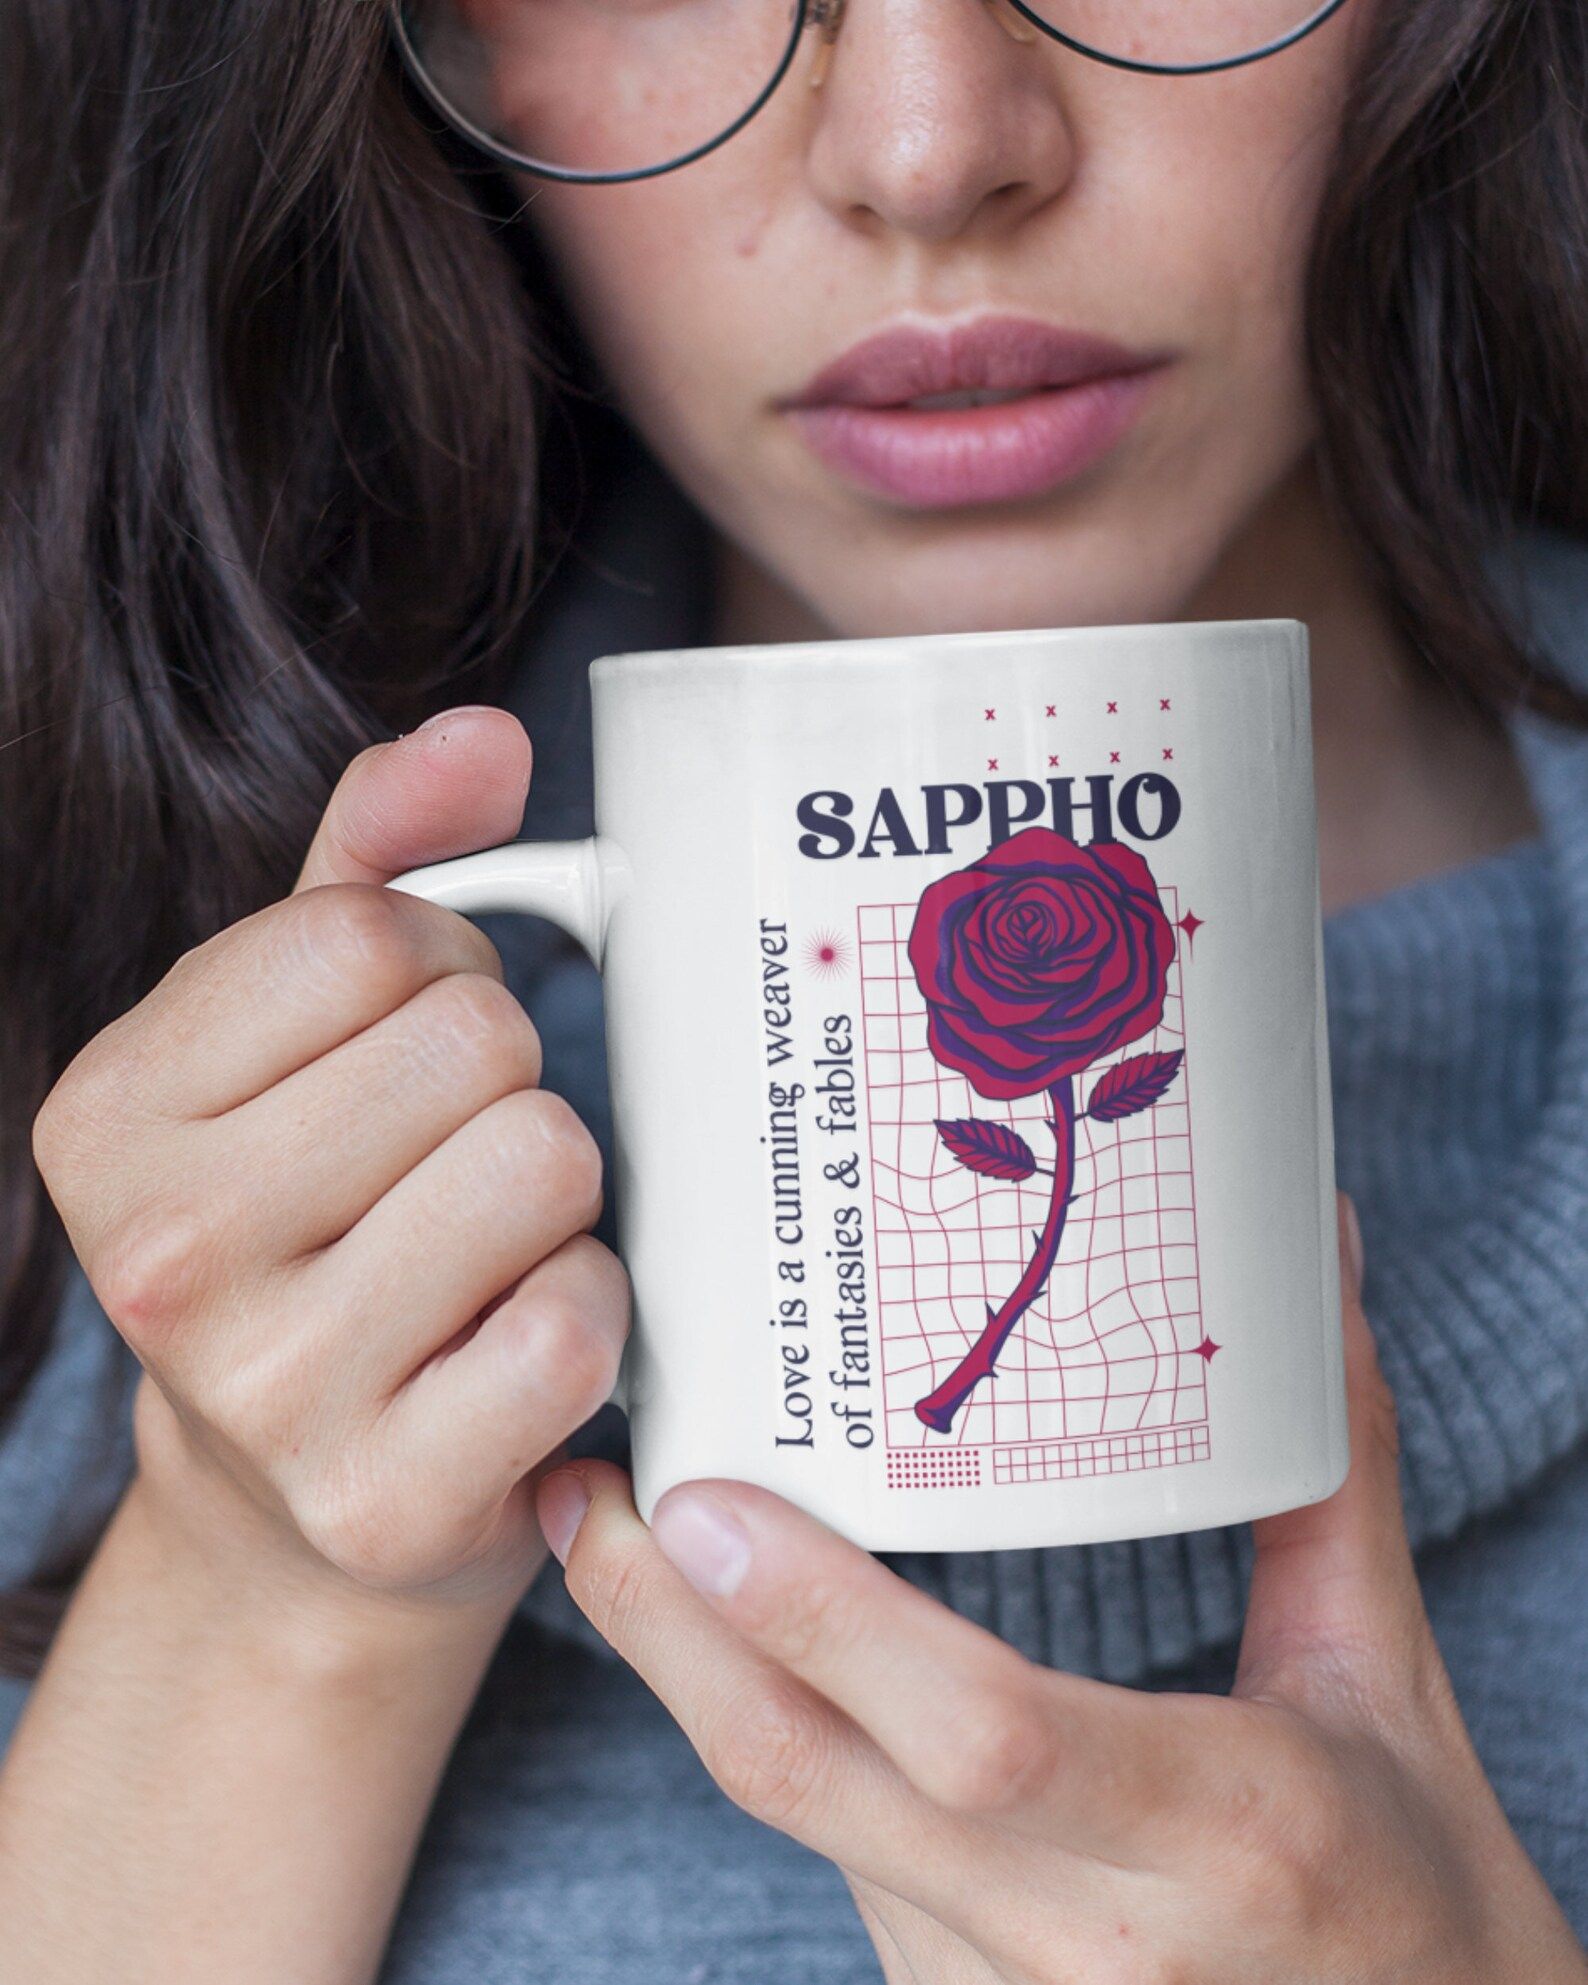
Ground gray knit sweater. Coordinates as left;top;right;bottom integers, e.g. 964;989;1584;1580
4;436;1588;1980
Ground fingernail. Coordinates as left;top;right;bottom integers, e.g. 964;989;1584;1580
650;1490;752;1599
413;704;499;738
537;1472;590;1564
1341;1194;1364;1296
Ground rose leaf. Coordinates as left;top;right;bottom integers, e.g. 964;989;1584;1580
933;1117;1039;1181
1085;1049;1184;1123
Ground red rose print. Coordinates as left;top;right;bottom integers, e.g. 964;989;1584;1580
905;827;1180;1434
907;828;1173;1101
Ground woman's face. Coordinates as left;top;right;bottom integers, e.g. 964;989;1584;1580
518;1;1377;638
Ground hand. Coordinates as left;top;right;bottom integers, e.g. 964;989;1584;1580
536;1200;1587;1983
33;706;630;1642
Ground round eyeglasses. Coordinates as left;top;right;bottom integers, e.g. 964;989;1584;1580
391;0;1353;186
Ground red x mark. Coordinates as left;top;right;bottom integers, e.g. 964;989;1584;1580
987;757;999;771
1107;701;1118;714
1110;750;1120;764
1048;753;1059;768
1162;747;1174;762
1160;698;1171;712
984;707;996;721
1045;703;1056;717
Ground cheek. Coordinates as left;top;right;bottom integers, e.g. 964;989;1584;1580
1124;61;1350;406
1052;42;1363;586
525;179;770;483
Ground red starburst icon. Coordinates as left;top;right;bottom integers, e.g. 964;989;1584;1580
804;927;850;976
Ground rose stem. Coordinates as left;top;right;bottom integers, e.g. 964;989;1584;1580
914;1075;1077;1435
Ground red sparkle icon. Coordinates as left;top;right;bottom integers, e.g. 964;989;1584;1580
1196;1336;1221;1362
804;927;849;976
1177;908;1204;951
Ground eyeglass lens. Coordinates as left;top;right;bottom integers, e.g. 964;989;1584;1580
398;0;1344;181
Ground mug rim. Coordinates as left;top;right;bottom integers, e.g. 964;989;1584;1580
589;616;1306;681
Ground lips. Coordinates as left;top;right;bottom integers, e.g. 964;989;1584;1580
778;314;1168;508
784;315;1158;410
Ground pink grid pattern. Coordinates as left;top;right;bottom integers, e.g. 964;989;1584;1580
993;1425;1209;1485
857;892;1211;1478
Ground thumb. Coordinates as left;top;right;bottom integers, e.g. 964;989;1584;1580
1236;1194;1434;1706
294;705;532;893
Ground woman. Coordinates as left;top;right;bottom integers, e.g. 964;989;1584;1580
1;0;1586;1974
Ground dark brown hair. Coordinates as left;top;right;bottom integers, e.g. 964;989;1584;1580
1;0;1586;1674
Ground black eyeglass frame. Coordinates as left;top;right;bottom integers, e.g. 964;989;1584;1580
389;0;1354;187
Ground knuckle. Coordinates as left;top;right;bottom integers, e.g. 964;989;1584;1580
508;1269;622;1421
290;884;417;997
297;1465;417;1591
31;1034;123;1184
919;1676;1057;1815
705;1686;831;1830
520;1090;605;1229
94;1205;211;1346
202;1333;319;1464
425;973;542;1088
1218;1726;1349;1928
29;1082;75;1185
1229;1822;1341;1933
450;912;507;982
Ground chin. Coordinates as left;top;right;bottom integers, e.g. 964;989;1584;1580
790;528;1225;642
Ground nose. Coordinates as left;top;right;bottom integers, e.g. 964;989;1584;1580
800;0;1078;244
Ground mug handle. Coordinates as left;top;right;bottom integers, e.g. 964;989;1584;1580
387;838;616;963
387;837;632;1411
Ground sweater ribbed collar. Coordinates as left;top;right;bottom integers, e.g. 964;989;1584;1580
514;436;1588;1682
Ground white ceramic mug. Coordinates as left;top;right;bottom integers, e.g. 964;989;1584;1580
390;620;1347;1552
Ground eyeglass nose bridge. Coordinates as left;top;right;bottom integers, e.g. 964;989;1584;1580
804;0;1037;88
